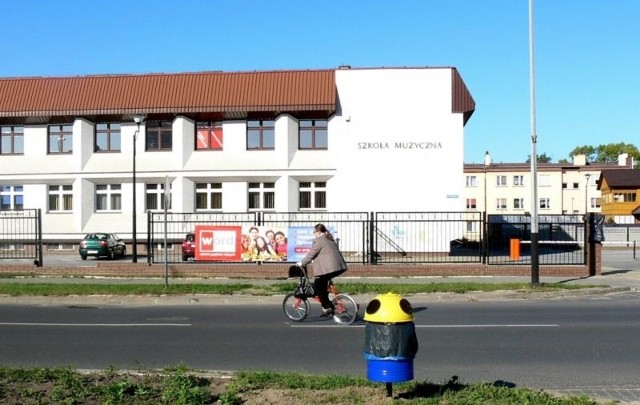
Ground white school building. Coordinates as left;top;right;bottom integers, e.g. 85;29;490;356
0;66;475;244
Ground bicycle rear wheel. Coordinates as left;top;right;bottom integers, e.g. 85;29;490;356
283;293;309;322
332;294;358;325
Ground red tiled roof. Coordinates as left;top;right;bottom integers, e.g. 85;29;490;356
0;69;337;121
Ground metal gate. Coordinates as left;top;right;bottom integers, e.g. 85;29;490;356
0;209;43;266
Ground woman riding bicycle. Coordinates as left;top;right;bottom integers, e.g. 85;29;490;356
297;223;348;317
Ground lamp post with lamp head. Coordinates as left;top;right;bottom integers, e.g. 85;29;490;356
132;115;146;263
584;173;591;216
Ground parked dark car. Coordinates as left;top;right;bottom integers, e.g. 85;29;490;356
182;232;196;261
79;233;126;260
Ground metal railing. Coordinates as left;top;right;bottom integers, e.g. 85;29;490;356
0;209;43;266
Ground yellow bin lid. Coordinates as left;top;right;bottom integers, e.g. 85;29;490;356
363;292;414;323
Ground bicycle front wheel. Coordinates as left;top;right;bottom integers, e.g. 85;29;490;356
283;293;309;322
332;294;358;325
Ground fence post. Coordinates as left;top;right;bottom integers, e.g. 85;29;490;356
482;212;487;264
369;212;377;265
36;208;43;267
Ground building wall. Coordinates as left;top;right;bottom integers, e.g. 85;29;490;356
463;155;632;217
0;68;468;242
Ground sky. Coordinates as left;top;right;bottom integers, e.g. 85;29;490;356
2;0;639;164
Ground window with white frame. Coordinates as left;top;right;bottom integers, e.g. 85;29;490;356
592;197;601;209
466;221;478;233
299;120;328;150
96;184;121;211
247;120;275;150
299;181;326;209
466;198;477;209
146;183;171;211
48;124;73;154
195;121;223;150
496;198;507;209
513;175;524;186
1;126;24;155
539;198;550;209
48;185;73;212
513;198;524;210
0;185;23;210
465;176;477;187
95;123;121;152
539;174;550;186
248;182;275;210
496;175;507;186
196;183;222;210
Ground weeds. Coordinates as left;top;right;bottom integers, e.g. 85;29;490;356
0;367;600;404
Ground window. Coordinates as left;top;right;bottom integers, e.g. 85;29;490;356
0;186;23;210
592;197;601;209
466;221;478;233
513;175;524;186
465;176;477;187
299;120;328;150
573;182;579;189
196;183;222;210
496;198;507;209
299;182;326;209
96;184;121;211
248;182;275;210
95;123;121;152
48;124;73;154
247;120;275;150
146;184;171;210
539;174;550;186
539;198;550;209
48;185;73;212
145;121;172;151
562;183;567;189
1;126;24;155
513;198;524;210
196;121;223;150
466;198;477;209
496;176;507;186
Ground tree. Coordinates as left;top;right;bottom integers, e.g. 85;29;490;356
570;142;639;166
526;153;553;163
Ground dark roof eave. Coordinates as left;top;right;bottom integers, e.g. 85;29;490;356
0;104;337;118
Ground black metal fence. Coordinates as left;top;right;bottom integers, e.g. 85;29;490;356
0;209;43;266
486;214;587;265
147;211;488;265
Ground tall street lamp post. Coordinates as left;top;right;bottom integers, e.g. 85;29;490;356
132;115;146;263
584;173;591;215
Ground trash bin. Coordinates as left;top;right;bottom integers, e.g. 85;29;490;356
363;293;418;396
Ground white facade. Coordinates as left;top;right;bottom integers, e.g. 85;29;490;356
0;68;472;242
463;153;633;217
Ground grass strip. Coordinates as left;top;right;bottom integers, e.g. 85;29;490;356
0;281;597;297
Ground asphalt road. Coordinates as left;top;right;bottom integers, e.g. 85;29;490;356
1;293;639;395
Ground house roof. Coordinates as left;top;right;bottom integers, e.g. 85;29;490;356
0;67;476;125
0;69;337;124
598;169;640;190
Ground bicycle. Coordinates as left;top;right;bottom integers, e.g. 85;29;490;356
282;264;359;325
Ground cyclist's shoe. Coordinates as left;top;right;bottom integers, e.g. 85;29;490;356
320;308;334;318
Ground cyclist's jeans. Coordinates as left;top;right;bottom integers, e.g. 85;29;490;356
314;269;346;311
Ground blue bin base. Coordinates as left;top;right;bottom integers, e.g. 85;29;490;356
365;358;414;383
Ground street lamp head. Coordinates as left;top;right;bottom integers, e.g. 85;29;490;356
132;115;146;125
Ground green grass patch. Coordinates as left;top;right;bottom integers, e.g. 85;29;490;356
0;367;599;404
0;281;598;297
